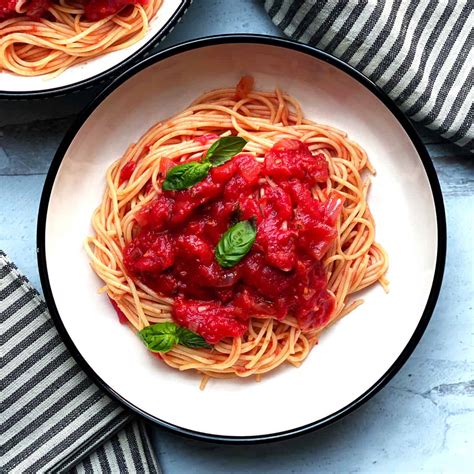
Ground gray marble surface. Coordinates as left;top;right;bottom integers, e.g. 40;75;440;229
1;1;473;472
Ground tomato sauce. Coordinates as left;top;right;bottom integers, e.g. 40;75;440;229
0;0;50;19
109;296;128;324
0;0;147;20
123;139;343;344
194;133;218;145
119;159;136;185
83;0;147;21
235;75;254;100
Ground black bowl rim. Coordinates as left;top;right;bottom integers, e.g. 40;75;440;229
37;34;446;444
0;0;191;100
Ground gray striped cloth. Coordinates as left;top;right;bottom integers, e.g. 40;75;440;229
0;251;161;473
263;0;473;150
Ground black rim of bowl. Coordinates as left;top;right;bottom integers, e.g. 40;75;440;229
37;34;447;444
0;0;191;99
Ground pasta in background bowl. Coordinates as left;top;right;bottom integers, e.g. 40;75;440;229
0;0;189;97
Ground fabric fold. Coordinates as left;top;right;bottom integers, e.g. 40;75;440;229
0;250;160;473
263;0;473;150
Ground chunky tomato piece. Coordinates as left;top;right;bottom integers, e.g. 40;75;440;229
233;288;278;317
241;253;293;298
289;257;335;329
256;217;296;271
260;184;293;221
236;154;261;185
0;0;18;20
238;197;262;222
198;200;236;243
223;174;252;202
209;158;238;184
170;175;222;226
300;267;335;329
235;75;254;100
194;133;219;145
26;0;50;17
281;179;318;214
173;298;247;344
196;262;241;288
123;231;174;275
264;139;328;184
135;195;173;230
176;234;214;265
0;0;50;19
298;221;337;260
256;184;296;270
148;272;179;295
279;179;340;259
109;297;128;324
84;0;147;21
298;292;335;329
119;160;136;185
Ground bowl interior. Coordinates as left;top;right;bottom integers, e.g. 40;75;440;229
43;42;440;438
0;0;185;93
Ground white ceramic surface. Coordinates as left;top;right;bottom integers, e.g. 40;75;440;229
42;42;441;438
0;0;186;93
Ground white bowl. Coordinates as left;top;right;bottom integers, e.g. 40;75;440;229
37;35;446;442
0;0;189;98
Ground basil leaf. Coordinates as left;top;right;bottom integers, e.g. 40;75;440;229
162;137;247;191
142;333;178;352
204;136;247;167
138;323;179;353
177;327;211;349
215;220;256;268
162;161;211;191
138;322;211;352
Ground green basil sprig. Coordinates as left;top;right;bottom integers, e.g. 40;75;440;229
162;136;247;191
162;161;211;191
215;220;256;268
176;327;211;348
138;322;211;353
204;136;247;166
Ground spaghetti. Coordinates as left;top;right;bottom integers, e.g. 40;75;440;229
0;0;161;77
85;78;389;389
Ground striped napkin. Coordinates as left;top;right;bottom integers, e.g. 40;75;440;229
263;0;473;150
0;251;160;473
